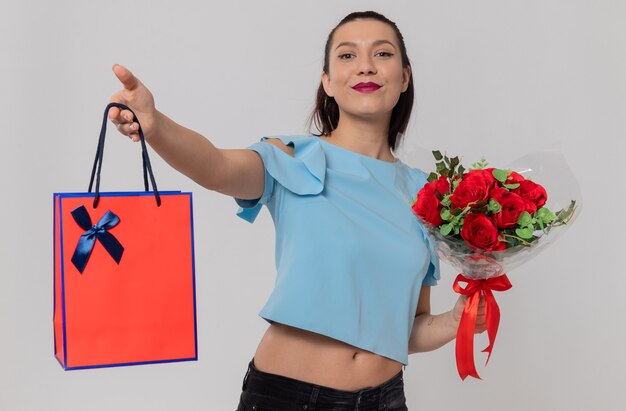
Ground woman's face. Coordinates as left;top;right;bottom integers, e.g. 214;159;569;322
322;19;411;123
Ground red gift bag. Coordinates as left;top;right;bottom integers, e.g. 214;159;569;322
53;103;197;370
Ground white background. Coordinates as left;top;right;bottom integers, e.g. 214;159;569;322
1;0;624;410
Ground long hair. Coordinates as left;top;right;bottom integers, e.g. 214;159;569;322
306;11;414;152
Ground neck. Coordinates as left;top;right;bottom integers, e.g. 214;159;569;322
325;112;395;162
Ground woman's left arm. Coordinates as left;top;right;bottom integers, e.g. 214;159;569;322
408;286;486;354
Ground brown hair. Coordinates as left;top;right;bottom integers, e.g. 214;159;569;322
306;11;414;152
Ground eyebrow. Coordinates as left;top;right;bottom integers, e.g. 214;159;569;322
334;39;397;51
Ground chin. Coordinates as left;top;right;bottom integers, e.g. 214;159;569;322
343;107;394;120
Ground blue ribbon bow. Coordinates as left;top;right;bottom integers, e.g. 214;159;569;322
70;205;124;274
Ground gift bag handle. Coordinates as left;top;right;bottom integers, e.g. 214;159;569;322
88;102;161;208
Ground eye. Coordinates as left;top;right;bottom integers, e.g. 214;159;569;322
338;53;354;60
376;51;394;57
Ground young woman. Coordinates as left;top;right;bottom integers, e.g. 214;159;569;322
108;10;486;411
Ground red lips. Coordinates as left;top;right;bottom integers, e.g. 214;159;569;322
352;82;381;92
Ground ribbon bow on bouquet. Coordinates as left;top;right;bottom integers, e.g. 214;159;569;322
452;272;511;380
406;145;581;380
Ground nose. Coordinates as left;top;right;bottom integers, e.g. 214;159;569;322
357;55;377;75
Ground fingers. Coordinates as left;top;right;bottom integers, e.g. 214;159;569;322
109;64;142;142
109;64;138;122
107;104;134;127
118;121;139;134
112;63;140;91
108;106;134;123
117;121;140;142
453;294;488;334
475;295;487;333
454;294;488;333
107;103;140;142
108;106;120;122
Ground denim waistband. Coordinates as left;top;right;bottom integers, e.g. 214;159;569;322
241;356;404;407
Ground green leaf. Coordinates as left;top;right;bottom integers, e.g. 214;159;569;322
427;172;438;183
432;150;443;160
450;156;459;169
469;156;488;170
451;214;464;225
515;227;534;239
436;162;447;175
502;183;520;190
457;165;465;175
517;211;532;227
440;208;452;221
488;198;501;213
440;224;453;236
451;178;461;190
453;226;460;235
441;194;452;207
492;169;509;183
537;207;556;224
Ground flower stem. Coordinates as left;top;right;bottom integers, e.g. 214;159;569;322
501;233;533;246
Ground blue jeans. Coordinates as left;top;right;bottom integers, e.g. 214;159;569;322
236;357;408;410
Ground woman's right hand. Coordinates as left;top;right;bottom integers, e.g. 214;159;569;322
108;64;158;142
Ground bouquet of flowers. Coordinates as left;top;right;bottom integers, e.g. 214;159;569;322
409;147;580;380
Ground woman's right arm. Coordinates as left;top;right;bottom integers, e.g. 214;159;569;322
146;110;266;198
108;63;275;200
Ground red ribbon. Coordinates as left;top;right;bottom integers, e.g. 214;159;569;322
452;273;512;380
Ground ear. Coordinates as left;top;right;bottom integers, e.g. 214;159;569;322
321;71;334;97
401;65;411;93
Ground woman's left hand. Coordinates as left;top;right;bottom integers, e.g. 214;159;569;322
451;294;487;334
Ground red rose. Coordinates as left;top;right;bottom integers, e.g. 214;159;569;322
432;175;450;196
485;168;525;186
521;199;537;214
450;170;497;209
460;213;507;251
413;176;450;226
473;169;498;185
490;187;526;229
512;180;547;214
505;171;526;184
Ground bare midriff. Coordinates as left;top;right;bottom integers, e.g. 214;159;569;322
252;322;404;392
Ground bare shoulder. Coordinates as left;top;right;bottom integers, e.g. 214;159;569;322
263;138;294;157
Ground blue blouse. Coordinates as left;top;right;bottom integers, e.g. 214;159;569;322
234;135;440;366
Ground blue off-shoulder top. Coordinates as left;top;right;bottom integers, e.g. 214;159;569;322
234;135;440;366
